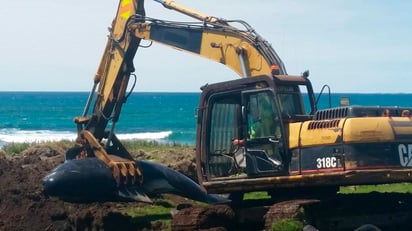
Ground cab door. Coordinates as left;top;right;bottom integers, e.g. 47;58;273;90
242;89;287;176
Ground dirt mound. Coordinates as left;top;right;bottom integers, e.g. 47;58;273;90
0;145;196;231
0;146;63;231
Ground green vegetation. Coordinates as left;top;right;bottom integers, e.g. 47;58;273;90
122;140;190;152
269;218;304;231
1;142;32;156
243;183;412;200
244;191;271;200
0;140;73;157
120;199;177;231
340;183;412;194
121;140;195;162
0;140;191;157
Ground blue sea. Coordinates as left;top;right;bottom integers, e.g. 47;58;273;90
0;92;411;147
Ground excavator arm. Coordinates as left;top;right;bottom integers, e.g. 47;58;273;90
72;0;146;186
78;0;145;140
72;0;287;186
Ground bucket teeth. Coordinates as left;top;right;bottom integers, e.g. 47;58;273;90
75;130;144;186
110;161;143;186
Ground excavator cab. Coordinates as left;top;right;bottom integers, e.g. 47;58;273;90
196;74;316;186
242;89;284;176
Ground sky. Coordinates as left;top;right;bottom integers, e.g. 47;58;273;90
1;0;411;93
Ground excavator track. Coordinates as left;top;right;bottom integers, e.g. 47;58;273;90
264;199;319;230
169;193;412;231
264;193;412;231
171;204;235;231
310;193;412;231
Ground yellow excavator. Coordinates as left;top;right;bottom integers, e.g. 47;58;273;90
70;0;291;186
43;0;412;230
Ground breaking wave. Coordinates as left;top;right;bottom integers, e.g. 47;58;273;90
0;129;172;147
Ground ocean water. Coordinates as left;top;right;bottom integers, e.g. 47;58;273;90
0;92;199;146
0;91;411;147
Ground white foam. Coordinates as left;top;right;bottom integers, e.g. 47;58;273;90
0;129;76;143
117;131;172;140
0;129;173;145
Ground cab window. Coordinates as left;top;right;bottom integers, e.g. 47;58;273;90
246;91;280;139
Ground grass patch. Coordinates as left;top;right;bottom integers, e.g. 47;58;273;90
0;140;192;157
1;142;32;156
340;183;412;194
121;199;177;230
122;140;190;152
244;191;271;200
269;218;304;231
0;140;75;156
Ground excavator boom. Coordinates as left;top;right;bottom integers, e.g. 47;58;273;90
130;16;286;77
